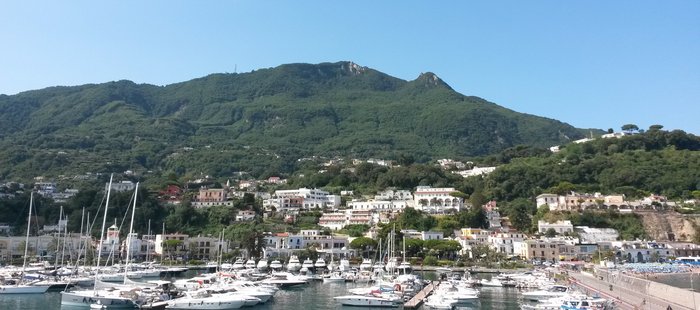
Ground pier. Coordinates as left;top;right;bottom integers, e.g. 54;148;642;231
404;281;438;309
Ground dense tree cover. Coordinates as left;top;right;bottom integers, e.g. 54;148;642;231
0;62;587;183
482;130;700;202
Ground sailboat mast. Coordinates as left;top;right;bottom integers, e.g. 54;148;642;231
123;182;138;284
20;192;34;281
94;174;114;294
146;219;151;262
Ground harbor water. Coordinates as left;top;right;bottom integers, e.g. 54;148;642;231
0;272;524;309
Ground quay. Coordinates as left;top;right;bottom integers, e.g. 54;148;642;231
566;269;699;310
404;281;438;309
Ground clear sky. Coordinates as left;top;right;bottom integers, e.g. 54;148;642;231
1;1;698;134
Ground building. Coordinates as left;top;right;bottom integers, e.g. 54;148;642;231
193;188;233;208
348;200;408;211
106;180;137;193
273;188;341;210
456;166;497;177
189;235;228;261
538;220;574;234
535;194;559;210
517;239;568;262
413;186;463;213
318;212;347;231
374;189;413;201
488;232;525;255
155;233;189;259
576;226;619;243
235;210;256;222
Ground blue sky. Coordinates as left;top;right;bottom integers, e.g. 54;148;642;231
1;1;698;134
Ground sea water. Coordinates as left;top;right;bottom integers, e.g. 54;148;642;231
0;273;523;309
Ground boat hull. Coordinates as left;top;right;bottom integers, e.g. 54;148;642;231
0;284;50;294
60;291;138;309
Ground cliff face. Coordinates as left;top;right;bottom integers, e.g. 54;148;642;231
639;211;700;242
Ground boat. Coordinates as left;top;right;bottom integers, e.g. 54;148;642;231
286;256;301;272
334;293;403;307
322;272;345;283
269;260;283;271
166;289;249;309
259;272;308;288
0;192;51;294
314;258;327;270
424;294;457;309
244;259;256;269
359;259;373;271
232;259;245;270
521;285;571;302
480;278;504;287
256;259;269;271
339;258;351;272
301;258;314;270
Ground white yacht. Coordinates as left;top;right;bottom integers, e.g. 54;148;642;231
286;256;302;272
359;258;373;271
232;258;245;270
339;258;351;272
244;259;256;269
522;285;571;302
334;293;402;307
269;260;283;271
256;259;269;271
167;289;250;309
424;294;457;309
60;289;139;309
259;272;308;288
314;258;327;270
301;258;314;270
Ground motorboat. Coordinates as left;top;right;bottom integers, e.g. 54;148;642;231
167;289;249;309
244;259;256;269
322;272;346;283
269;260;283;271
334;293;402;307
232;258;245;270
522;285;571;302
286;256;302;272
396;261;412;274
259;272;308;288
314;258;327;270
339;258;351;272
301;258;314;269
480;278;504;287
359;259;373;271
424;294;457;309
60;289;139;309
256;259;269;271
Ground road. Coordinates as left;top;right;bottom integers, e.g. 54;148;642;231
567;270;693;310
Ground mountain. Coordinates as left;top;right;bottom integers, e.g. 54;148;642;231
0;61;592;180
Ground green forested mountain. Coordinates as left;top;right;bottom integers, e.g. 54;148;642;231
0;61;591;180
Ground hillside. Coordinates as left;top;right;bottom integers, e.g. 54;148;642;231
0;61;591;180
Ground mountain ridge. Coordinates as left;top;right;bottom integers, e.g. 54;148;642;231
0;61;594;180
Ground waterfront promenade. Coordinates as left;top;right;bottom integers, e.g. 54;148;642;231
567;269;699;310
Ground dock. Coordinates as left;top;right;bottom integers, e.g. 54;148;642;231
404;281;439;309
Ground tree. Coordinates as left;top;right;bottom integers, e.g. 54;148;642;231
648;124;664;132
545;228;557;238
163;239;183;261
621;124;639;133
349;237;377;258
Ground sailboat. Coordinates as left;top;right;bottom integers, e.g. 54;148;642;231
60;176;140;308
0;192;51;294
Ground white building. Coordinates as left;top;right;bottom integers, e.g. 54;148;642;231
348;200;408;211
535;194;559;210
538;220;574;234
575;226;619;243
413;186;463;213
456;166;497;178
374;189;413;201
488;232;525;255
106;180;136;193
273;188;341;209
